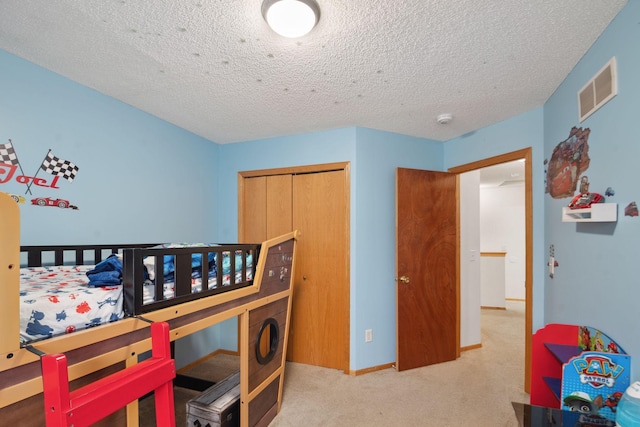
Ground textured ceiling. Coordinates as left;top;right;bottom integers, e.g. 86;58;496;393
0;0;627;144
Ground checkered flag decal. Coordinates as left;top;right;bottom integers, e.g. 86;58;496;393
0;141;19;165
41;151;79;182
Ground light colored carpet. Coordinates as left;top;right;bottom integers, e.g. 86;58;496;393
142;300;529;426
271;300;529;427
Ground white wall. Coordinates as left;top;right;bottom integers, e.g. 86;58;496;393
480;183;526;300
480;254;506;307
459;170;481;347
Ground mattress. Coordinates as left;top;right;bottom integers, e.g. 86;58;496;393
19;265;123;344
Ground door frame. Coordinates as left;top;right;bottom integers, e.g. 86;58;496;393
448;147;533;393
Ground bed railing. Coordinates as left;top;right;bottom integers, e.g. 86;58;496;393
20;243;158;267
123;243;260;314
19;242;261;316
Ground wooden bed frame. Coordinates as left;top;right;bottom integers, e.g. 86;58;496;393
0;191;297;427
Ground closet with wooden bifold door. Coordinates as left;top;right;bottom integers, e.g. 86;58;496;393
238;162;350;372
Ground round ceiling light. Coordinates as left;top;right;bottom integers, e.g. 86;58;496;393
262;0;320;38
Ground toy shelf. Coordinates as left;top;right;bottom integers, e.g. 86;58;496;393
542;376;562;401
531;323;630;424
541;343;583;400
561;203;617;222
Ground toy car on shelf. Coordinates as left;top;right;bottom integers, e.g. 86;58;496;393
568;192;604;209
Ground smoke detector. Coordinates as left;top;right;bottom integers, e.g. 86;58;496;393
437;113;453;125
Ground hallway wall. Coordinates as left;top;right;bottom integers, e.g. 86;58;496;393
480;183;526;300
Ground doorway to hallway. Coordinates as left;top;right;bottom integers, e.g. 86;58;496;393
450;147;533;393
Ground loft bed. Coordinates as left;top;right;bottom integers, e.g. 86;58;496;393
0;191;297;427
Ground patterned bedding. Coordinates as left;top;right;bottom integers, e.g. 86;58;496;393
19;250;254;344
19;266;123;344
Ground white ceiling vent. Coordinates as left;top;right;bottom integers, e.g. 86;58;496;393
578;57;617;122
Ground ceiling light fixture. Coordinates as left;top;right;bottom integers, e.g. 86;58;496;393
262;0;320;38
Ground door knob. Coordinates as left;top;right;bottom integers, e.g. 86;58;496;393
399;276;410;284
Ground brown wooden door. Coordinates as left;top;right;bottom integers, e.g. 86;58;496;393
289;170;349;370
396;168;458;371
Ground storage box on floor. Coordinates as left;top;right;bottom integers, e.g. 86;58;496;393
186;372;240;427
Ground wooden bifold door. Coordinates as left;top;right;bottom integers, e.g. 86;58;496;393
239;163;350;372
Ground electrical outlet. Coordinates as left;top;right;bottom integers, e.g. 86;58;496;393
365;329;373;342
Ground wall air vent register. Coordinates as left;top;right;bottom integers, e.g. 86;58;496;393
578;57;617;122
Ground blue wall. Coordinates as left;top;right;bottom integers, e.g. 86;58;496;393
1;50;221;369
543;0;640;378
0;50;218;246
0;48;446;371
352;128;442;368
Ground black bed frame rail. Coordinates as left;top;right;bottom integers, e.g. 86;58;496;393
20;243;159;267
122;243;261;315
19;242;261;318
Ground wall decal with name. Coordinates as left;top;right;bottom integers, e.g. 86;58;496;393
0;139;80;210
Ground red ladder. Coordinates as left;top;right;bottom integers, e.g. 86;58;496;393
41;321;176;427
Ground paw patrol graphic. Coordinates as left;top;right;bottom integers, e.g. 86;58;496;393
561;327;630;423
